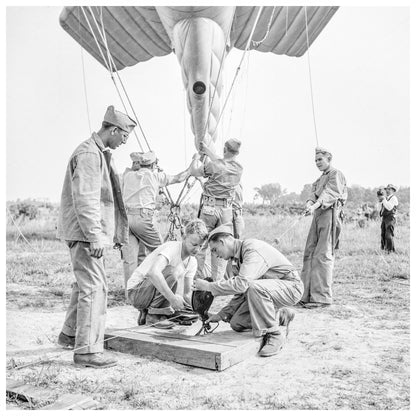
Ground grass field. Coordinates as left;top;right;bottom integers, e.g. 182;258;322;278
5;214;410;410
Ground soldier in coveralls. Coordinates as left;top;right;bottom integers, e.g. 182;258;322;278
299;147;347;308
121;151;192;293
190;139;243;281
378;184;398;253
57;106;136;368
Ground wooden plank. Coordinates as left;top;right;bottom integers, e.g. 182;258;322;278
104;322;259;371
6;378;55;406
41;393;100;410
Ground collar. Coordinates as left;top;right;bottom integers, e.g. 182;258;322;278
92;132;106;152
232;239;243;261
322;166;335;175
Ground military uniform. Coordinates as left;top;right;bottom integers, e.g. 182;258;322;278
197;155;243;280
121;151;169;289
206;236;303;337
301;165;347;305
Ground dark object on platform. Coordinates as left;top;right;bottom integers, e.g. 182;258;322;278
191;277;217;335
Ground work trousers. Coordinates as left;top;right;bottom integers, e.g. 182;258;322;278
381;215;395;253
233;209;245;239
121;212;162;290
301;207;341;304
127;268;178;314
197;205;233;281
227;277;303;337
62;241;107;354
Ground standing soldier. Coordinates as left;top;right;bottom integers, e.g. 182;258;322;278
121;151;192;293
190;139;243;280
378;184;398;253
57;105;136;368
299;147;347;308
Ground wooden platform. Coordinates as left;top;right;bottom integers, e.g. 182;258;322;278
104;321;259;371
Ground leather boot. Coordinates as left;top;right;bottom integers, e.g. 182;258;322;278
58;332;75;349
74;353;117;368
258;331;286;357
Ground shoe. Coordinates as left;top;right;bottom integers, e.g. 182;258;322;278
58;332;75;349
304;302;331;309
258;331;286;357
146;314;175;329
74;353;117;368
137;309;148;326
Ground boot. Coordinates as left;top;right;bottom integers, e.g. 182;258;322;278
137;309;148;326
57;332;75;349
146;314;175;329
258;331;286;357
74;353;117;368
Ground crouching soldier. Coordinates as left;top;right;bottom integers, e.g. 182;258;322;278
127;219;208;327
193;225;303;357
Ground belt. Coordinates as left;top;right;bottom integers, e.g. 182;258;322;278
125;207;154;216
202;195;232;208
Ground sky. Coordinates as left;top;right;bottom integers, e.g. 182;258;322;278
5;4;410;204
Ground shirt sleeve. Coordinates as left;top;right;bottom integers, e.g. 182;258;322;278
317;169;347;209
217;293;247;321
184;257;197;280
208;248;269;296
155;171;169;188
382;196;398;211
71;152;103;243
307;179;319;203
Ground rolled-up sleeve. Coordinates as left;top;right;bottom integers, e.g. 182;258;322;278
317;170;347;209
71;152;103;243
209;249;269;296
382;196;398;211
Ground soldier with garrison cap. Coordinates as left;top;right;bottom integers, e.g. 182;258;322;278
193;224;303;357
190;138;243;281
57;105;136;368
299;146;347;309
121;150;193;293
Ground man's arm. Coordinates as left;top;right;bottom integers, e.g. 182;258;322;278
147;255;188;310
200;142;220;161
316;170;347;210
189;153;205;177
166;167;190;186
382;195;398;211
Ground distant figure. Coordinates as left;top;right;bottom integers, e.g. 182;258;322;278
190;139;243;281
121;151;192;294
378;184;398;253
193;224;302;357
299;147;347;308
57;105;136;368
127;219;208;327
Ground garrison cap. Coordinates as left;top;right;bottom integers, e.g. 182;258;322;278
138;151;157;166
103;105;137;133
225;138;241;153
385;184;397;192
130;152;143;162
315;146;332;155
208;223;234;242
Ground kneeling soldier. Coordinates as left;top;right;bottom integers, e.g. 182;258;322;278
193;224;303;357
127;220;208;327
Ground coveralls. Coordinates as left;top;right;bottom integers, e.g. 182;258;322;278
300;167;347;305
380;195;398;253
57;133;128;354
121;167;170;288
197;158;243;280
206;239;303;336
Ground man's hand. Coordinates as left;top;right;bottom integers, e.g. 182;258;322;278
192;278;212;292
89;241;105;258
207;313;222;323
113;243;122;250
192;152;201;161
304;201;320;216
169;294;190;311
199;142;209;155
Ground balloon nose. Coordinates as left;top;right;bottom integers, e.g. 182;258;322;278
193;81;206;95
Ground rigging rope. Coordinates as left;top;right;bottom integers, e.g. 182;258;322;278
252;6;276;48
304;6;320;147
